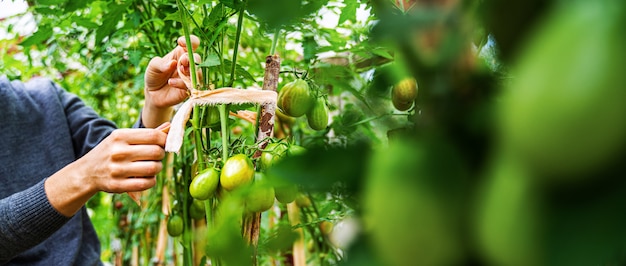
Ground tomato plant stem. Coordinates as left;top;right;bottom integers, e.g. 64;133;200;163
177;0;198;90
228;4;246;87
218;104;229;161
270;28;280;56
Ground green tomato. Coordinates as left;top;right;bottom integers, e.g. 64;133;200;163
202;106;221;129
287;144;306;157
274;183;298;204
391;78;417;111
278;79;314;117
190;199;206;220
167;215;184;237
306;97;329;130
295;193;311;208
189;167;220;200
220;154;255;191
260;142;288;170
245;173;276;213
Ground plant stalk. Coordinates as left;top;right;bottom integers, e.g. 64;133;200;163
228;4;246;86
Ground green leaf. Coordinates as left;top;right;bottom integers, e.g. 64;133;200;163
129;50;142;67
63;0;90;12
72;16;99;29
246;0;303;29
206;3;224;26
220;0;245;10
339;0;358;25
218;60;256;81
301;0;330;16
302;35;317;61
35;0;67;6
371;47;393;59
198;54;222;68
96;2;129;44
163;10;181;22
20;25;53;47
33;6;58;15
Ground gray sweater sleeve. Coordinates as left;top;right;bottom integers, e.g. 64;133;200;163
0;180;70;262
0;77;116;262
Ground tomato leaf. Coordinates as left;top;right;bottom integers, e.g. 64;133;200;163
96;2;129;44
20;25;53;47
198;54;222;68
339;0;358;25
302;35;318;62
72;16;99;29
371;47;393;59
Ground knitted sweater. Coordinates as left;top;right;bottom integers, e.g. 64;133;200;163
0;76;117;265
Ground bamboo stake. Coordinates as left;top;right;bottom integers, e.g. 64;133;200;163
155;153;173;265
242;54;281;265
288;202;306;266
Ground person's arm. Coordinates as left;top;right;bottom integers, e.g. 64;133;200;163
44;126;168;217
37;81;169;217
0;180;69;263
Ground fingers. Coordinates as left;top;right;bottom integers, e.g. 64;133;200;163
111;144;165;162
156;122;171;132
177;35;200;51
177;53;204;87
116;161;164;178
106;175;157;193
168;78;188;90
110;128;168;147
147;57;177;74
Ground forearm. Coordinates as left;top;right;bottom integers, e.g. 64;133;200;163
0;180;70;262
141;102;174;129
44;161;96;217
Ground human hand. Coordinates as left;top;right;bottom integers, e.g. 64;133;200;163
79;124;169;194
44;123;170;217
144;35;201;109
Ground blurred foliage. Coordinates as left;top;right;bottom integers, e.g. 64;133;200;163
3;0;626;265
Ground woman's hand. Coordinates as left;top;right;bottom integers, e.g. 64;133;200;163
44;123;169;217
142;35;202;128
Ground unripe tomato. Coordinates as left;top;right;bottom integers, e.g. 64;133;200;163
245;173;276;213
295;193;312;208
190;199;206;220
278;79;314;117
202;106;221;129
220;154;255;191
391;78;417;111
287;144;306;157
274;184;298;204
306;97;329;130
319;220;334;236
167;215;184;237
260;142;288;170
189;167;220;200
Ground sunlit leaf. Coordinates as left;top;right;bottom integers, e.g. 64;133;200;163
20;25;53;47
339;0;358;25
